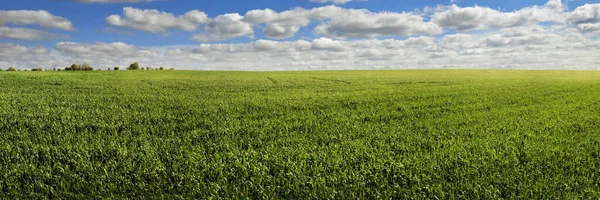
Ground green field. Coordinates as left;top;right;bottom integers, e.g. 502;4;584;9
1;70;599;198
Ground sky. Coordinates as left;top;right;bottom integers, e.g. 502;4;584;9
1;0;600;70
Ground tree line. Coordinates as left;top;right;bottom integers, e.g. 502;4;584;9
1;62;175;71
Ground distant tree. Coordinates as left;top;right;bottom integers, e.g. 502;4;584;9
81;63;93;71
159;67;164;70
24;69;29;71
31;68;43;71
146;67;150;70
114;67;120;71
127;62;140;70
169;68;175;70
70;64;79;71
6;67;16;71
64;63;94;71
107;68;110;71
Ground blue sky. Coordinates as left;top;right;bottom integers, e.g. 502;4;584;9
1;0;600;70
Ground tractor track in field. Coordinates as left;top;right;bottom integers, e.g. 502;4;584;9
266;77;278;84
311;77;351;85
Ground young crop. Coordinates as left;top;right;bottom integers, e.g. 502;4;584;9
0;70;599;198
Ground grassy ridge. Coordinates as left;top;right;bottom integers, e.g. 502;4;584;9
0;70;599;198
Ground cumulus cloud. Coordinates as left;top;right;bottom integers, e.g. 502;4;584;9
243;6;342;39
55;42;157;59
566;4;600;24
0;10;74;31
0;10;73;41
431;0;565;31
243;6;440;39
4;23;600;71
192;13;254;42
165;28;600;70
0;43;48;57
106;7;208;33
314;9;443;38
106;5;439;40
0;43;61;69
577;23;600;33
0;27;68;41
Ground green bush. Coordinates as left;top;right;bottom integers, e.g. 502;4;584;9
67;64;78;71
65;64;94;71
6;67;16;71
81;63;93;71
127;62;140;70
114;67;120;71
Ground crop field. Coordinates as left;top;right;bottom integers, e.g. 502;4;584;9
0;70;599;198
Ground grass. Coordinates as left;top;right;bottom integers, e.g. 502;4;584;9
0;70;599;198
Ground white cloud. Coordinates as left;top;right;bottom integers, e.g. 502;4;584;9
577;23;600;33
5;23;600;71
55;42;156;59
244;6;440;39
0;27;68;41
566;3;600;24
314;9;443;38
0;43;61;69
177;28;600;70
106;7;208;33
0;10;74;31
192;13;254;42
0;43;47;56
243;6;342;39
431;0;565;31
310;37;349;52
107;6;439;40
0;10;73;41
